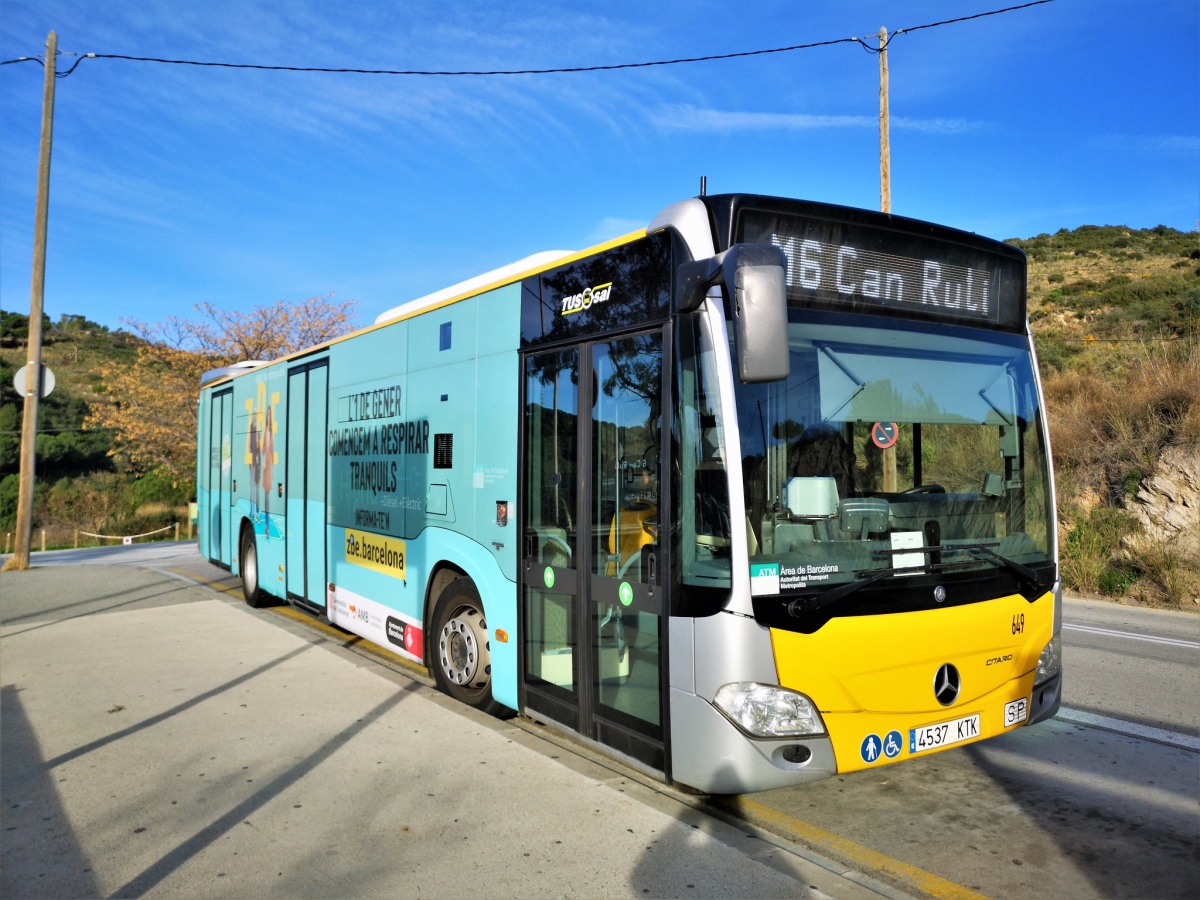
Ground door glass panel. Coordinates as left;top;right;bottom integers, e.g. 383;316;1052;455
220;391;234;565
592;335;662;583
524;349;579;692
286;370;307;597
305;365;328;605
591;334;663;729
596;608;660;725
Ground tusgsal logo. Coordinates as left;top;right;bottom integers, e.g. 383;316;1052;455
560;282;614;316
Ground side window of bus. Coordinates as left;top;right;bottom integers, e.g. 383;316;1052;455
673;312;733;605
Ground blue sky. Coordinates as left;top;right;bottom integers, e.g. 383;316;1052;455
1;0;1197;332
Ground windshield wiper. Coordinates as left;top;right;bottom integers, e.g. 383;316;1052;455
942;543;1050;590
787;559;980;615
788;542;1050;616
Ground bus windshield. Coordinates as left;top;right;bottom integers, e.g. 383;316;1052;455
734;309;1053;608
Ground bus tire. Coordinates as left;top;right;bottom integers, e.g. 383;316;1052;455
430;579;506;717
240;528;269;609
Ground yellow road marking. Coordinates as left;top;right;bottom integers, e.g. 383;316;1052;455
719;796;990;900
172;566;431;679
266;607;431;680
167;568;243;596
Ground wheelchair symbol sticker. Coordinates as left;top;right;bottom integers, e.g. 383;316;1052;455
883;730;903;759
860;734;882;763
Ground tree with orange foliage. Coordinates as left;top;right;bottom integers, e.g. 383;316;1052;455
86;294;356;477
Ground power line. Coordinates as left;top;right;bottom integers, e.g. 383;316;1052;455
1;1;1056;79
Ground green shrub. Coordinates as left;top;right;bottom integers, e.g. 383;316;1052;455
1098;561;1138;596
1062;506;1138;595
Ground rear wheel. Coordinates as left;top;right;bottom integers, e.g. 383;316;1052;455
429;579;507;717
240;529;269;608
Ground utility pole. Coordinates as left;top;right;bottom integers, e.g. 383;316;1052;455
4;31;57;572
878;26;899;493
878;27;891;215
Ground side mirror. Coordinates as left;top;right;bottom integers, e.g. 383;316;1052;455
725;243;790;383
675;243;791;383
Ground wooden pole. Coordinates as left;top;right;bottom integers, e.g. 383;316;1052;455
879;27;899;493
4;32;57;572
879;27;891;215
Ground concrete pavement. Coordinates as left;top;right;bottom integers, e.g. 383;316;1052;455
1;548;896;899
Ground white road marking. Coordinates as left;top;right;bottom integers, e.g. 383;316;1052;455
1055;707;1200;753
1063;623;1199;650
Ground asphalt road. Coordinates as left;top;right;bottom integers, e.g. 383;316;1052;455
3;541;1198;899
744;595;1199;899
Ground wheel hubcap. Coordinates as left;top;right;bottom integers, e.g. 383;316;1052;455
439;606;490;688
244;544;256;591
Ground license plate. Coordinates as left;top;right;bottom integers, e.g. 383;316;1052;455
1004;697;1028;727
909;713;981;754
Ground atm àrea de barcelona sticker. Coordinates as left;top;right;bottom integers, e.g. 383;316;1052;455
871;422;899;449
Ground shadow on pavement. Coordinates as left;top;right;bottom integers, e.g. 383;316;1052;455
0;581;197;633
42;643;315;771
107;682;420;898
962;722;1200;899
1;685;101;899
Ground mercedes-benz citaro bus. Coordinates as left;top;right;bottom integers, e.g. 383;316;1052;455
197;193;1062;793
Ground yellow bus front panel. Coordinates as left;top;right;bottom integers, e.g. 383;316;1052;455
771;590;1054;774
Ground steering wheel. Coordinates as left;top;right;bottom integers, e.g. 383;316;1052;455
904;483;946;494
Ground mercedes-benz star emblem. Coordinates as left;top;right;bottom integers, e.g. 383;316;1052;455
934;663;961;706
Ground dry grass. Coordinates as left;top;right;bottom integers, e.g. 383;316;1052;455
1045;340;1199;606
1125;532;1200;609
1044;340;1200;503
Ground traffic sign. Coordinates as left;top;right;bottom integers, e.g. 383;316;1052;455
871;422;899;449
13;364;55;399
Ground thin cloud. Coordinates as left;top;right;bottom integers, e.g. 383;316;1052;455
652;105;984;135
587;217;647;244
1091;134;1200;159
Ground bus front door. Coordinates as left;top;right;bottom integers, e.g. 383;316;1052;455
285;360;329;610
522;331;668;774
208;388;234;567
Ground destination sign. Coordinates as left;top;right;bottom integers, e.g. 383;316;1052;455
770;233;995;322
736;207;1024;329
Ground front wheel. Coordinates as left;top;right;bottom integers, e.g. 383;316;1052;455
240;529;269;608
429;579;508;717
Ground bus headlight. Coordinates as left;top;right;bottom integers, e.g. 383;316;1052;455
1034;634;1061;686
713;682;826;738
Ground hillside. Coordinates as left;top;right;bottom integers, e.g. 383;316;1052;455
1009;224;1199;606
0;314;191;548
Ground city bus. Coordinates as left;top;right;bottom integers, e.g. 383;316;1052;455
196;192;1062;793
